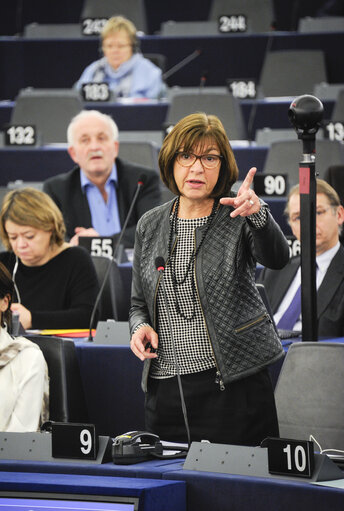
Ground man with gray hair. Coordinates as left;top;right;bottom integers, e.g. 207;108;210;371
258;179;344;337
43;110;160;247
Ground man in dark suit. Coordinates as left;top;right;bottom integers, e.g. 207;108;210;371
259;179;344;337
43;110;160;248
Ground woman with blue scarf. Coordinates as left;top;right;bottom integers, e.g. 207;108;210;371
75;16;165;100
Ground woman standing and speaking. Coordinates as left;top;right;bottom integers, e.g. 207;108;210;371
129;113;289;445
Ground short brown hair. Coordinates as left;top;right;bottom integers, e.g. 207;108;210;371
0;188;66;250
159;112;239;198
285;179;341;217
101;15;137;48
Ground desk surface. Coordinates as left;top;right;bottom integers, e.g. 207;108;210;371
0;470;186;511
2;338;344;510
0;456;343;511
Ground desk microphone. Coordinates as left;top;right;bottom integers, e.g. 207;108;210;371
162;49;202;81
155;257;191;447
113;175;147;262
87;175;147;341
199;70;208;90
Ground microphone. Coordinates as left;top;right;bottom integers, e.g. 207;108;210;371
162;49;202;81
155;256;165;272
199;70;208;90
87;175;147;342
155;257;191;447
113;174;147;262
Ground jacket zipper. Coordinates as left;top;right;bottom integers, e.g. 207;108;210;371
234;312;271;334
193;230;225;391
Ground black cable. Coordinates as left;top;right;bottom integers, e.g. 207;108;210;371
155;257;191;449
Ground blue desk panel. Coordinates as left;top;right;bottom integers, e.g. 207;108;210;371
75;344;145;438
73;337;313;439
74;338;344;438
0;459;184;479
0;459;342;511
0;471;186;511
163;467;344;511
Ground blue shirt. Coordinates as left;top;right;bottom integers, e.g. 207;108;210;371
80;165;121;236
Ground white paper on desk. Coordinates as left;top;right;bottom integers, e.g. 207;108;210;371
161;440;188;456
313;479;344;489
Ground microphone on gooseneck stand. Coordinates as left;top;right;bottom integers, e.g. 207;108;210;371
87;175;147;342
155;257;191;448
162;49;203;81
113;174;147;262
199;70;208;91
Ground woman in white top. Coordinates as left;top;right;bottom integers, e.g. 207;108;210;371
0;262;49;432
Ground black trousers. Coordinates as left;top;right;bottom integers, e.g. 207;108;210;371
145;367;279;445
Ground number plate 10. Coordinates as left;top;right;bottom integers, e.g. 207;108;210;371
51;423;98;460
267;437;314;478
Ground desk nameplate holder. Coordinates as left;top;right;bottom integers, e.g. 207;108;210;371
94;320;130;345
183;442;343;482
0;432;111;464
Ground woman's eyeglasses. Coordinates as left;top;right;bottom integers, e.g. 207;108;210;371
175;151;223;170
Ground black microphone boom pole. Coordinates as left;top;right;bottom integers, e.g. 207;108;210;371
113;175;146;262
162;49;202;81
87;175;147;341
288;95;324;341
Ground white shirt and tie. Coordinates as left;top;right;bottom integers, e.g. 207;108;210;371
273;242;341;331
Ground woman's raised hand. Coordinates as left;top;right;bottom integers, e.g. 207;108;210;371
220;167;261;217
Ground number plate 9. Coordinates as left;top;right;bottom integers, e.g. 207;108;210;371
51;423;98;460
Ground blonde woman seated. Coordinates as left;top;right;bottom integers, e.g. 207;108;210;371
74;15;165;99
0;188;99;330
0;262;49;432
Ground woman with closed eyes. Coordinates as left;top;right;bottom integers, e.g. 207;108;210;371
0;188;98;330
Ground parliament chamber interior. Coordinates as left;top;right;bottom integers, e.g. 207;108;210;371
0;1;344;510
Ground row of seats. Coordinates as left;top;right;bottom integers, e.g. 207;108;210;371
23;0;275;36
4;78;344;147
8;48;341;102
21;0;344;37
2;25;343;98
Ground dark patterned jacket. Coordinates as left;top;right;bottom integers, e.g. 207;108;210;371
129;199;289;391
